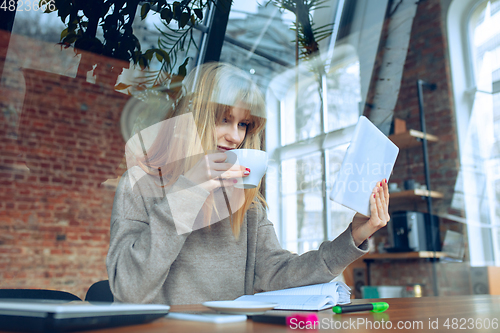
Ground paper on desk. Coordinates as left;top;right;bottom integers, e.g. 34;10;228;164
235;281;351;311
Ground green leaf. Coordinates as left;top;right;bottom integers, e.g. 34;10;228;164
178;58;189;77
160;8;173;24
62;34;79;45
145;49;155;61
194;9;203;20
139;57;148;70
141;3;151;20
131;52;141;64
157;49;170;63
172;1;180;19
60;28;69;41
179;12;190;28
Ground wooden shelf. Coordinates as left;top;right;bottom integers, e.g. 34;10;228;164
389;129;439;149
390;189;443;200
363;251;447;261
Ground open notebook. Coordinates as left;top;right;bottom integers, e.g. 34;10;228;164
0;300;170;333
235;281;351;311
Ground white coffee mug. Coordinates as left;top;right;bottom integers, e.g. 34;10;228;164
225;149;268;189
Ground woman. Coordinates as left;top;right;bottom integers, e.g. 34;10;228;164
107;62;390;305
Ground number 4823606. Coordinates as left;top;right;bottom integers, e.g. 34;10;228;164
1;0;56;12
443;318;498;330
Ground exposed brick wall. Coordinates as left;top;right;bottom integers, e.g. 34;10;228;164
390;0;460;216
0;31;129;298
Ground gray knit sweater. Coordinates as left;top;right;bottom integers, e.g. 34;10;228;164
106;167;368;305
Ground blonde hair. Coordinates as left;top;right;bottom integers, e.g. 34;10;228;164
140;62;267;238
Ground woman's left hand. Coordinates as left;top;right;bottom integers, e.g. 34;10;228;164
351;179;390;247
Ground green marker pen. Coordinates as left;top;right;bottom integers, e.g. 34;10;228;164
332;302;389;314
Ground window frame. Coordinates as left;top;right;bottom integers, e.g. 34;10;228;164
447;0;500;266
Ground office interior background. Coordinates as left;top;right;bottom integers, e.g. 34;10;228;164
0;0;499;299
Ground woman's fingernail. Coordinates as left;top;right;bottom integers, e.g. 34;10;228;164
246;168;251;173
233;179;237;183
244;171;250;175
384;179;387;183
373;194;376;198
379;182;382;187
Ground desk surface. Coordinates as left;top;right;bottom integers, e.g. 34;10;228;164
15;295;494;333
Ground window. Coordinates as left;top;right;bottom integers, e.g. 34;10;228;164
221;0;387;253
218;0;389;254
266;48;362;254
448;0;500;266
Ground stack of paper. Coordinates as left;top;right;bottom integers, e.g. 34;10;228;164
235;281;351;311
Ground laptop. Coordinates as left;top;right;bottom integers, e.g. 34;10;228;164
329;116;399;217
0;300;170;332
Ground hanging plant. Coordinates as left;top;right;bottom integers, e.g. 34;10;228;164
41;0;216;92
268;0;333;63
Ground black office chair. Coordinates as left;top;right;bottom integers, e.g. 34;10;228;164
85;280;114;303
0;289;81;301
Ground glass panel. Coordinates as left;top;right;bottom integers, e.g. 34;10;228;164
220;1;294;93
281;152;323;194
274;70;321;145
495;92;500;137
330;201;356;240
462;0;500;265
281;76;323;145
471;1;500;83
283;191;325;254
491;91;500;231
328;143;349;189
327;145;354;238
280;44;362;145
326;56;362;132
222;1;336;145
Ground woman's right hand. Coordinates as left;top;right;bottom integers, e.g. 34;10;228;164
184;152;249;192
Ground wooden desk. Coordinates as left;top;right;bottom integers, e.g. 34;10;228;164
5;296;495;333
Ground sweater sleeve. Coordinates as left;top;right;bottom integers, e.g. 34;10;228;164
252;206;368;293
106;171;210;303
